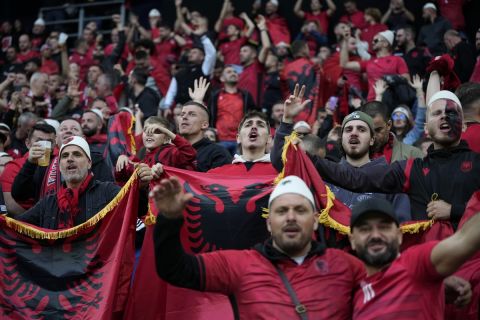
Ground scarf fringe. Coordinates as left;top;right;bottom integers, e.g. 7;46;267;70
400;220;434;234
4;168;140;240
129;115;137;155
144;204;156;226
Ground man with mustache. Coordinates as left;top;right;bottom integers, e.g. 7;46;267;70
349;197;475;319
152;174;364;319
324;111;410;233
272;77;480;240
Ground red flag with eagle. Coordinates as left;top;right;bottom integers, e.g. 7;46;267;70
105;110;137;173
0;172;139;319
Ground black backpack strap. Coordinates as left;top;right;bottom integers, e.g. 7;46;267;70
274;264;308;320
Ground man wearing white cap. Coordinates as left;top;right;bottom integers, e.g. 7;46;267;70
340;29;410;101
417;2;452;56
152;174;364;319
272;77;480;243
16;136;152;229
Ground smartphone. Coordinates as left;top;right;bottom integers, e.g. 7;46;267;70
328;96;338;110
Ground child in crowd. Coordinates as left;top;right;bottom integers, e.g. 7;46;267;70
115;116;196;182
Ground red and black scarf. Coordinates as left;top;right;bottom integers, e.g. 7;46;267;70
56;173;93;229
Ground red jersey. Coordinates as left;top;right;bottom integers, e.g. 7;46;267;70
39;58;60;75
238;61;263;105
17;50;40;63
266;14;291;46
104;43;129;62
340;11;367;29
201;247;365;319
360;23;388;47
0;153;34;209
218;17;245;42
219;37;247;65
155;38;179;68
360;55;409;101
69;51;94;81
216;91;244;141
353;241;444;320
438;0;466;30
304;11;330;35
462;123;480;153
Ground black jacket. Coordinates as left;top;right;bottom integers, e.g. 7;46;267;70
272;122;480;225
208;88;256;128
192;137;232;172
12;151;114;203
15;179;120;229
133;86;161;121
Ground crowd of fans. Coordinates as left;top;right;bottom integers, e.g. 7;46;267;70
0;0;480;318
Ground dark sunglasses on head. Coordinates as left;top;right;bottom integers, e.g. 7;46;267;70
392;113;407;121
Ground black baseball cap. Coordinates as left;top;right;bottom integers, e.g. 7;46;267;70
350;198;399;228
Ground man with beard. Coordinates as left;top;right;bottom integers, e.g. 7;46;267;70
12;118;114;203
417;3;452;56
209;65;256;154
349;198;476;319
340;30;410;101
360;101;423;163
152;174;364;319
443;29;476;83
162;32;216;112
15;136;152;228
178;78;232;172
394;26;431;78
81;109;106;154
272;78;480;242
326;111;410;225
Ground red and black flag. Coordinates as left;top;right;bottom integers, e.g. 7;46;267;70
0;174;139;319
105;110;137;171
280;58;322;125
125;166;276;320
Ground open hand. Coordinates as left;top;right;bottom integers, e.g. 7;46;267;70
282;83;311;123
149;176;193;219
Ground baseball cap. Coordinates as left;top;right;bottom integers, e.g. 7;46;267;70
0;123;11;132
268;175;315;210
342;111;375;134
350;198;399;228
34;18;45;26
428;90;462;109
423;3;437;11
149;9;161;18
392;106;410;119
85;108;104;120
59;136;91;161
293;121;312;131
378;30;394;46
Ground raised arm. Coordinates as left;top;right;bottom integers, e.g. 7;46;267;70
325;0;337;15
426;71;440;105
257;15;271;64
214;0;230;33
403;75;426;145
340;33;361;72
239;12;255;39
431;211;480;276
293;0;305;19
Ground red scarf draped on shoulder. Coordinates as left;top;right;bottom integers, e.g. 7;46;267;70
56;173;93;229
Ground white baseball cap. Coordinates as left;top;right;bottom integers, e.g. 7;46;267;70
60;136;91;161
293;121;312;131
268;176;315;210
149;9;161;18
378;30;394;46
85;108;104;121
269;0;279;6
428;90;462;109
34;18;46;26
423;3;437;11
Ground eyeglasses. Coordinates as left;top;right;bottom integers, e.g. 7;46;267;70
392;113;407;121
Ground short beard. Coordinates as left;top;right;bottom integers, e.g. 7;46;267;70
355;239;399;268
82;127;97;137
61;166;89;185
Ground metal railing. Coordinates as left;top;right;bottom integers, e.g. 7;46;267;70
38;1;126;38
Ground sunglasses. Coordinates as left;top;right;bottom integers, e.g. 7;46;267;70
392;113;407;121
372;38;384;44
